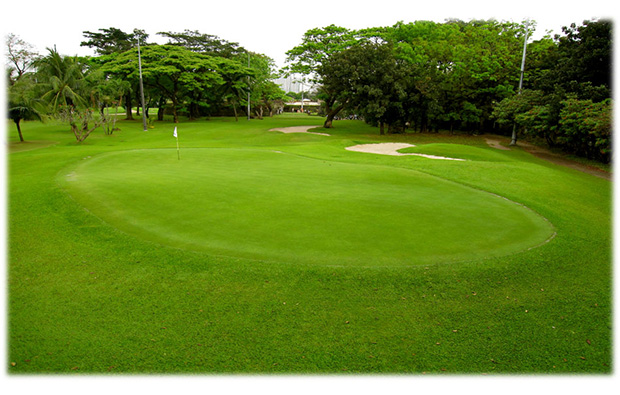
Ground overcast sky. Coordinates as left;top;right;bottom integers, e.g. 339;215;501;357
2;0;616;68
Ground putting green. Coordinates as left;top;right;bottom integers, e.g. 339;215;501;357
59;148;555;266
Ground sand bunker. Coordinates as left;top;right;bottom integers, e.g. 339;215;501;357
346;143;466;161
269;126;330;136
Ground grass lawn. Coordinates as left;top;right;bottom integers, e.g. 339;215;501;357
6;114;612;374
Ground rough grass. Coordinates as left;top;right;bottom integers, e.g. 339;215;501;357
7;115;612;374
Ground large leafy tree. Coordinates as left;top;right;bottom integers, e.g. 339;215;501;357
245;52;286;119
81;27;148;55
217;60;249;121
159;29;245;58
285;25;358;127
551;20;612;96
492;20;612;161
81;28;150;119
386;19;527;133
317;41;407;133
102;45;224;123
158;29;256;119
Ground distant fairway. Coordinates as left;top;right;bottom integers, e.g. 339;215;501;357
60;147;554;266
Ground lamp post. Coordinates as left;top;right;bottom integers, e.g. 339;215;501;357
136;31;148;131
510;21;530;146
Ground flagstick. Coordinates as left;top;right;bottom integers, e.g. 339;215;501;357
176;135;180;160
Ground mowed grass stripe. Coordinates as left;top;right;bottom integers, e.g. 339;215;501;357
59;148;554;266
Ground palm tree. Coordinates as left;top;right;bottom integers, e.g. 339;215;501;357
34;47;87;111
8;74;46;142
34;48;105;142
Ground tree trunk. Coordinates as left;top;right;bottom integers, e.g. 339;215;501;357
172;104;179;123
379;122;385;135
323;103;346;128
15;119;24;142
233;102;238;121
255;106;264;120
157;96;165;121
124;93;134;120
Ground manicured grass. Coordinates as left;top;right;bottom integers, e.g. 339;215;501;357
7;115;612;374
59;148;553;267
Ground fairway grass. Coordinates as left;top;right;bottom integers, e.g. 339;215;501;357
59;148;554;267
7;116;612;374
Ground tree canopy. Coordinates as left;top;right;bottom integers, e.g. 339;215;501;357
284;18;612;161
6;20;613;161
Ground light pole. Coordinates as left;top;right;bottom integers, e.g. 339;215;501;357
510;21;530;146
136;31;148;132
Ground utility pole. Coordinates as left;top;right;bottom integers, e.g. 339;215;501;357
510;21;530;146
136;31;148;132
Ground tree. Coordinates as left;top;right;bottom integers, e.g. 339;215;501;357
85;67;130;134
552;20;612;96
556;96;611;162
285;25;358;127
81;27;148;55
7;74;46;142
102;45;224;123
491;19;612;161
386;19;528;133
81;28;150;120
245;52;285;119
217;58;251;121
34;48;105;142
159;29;245;58
318;41;407;133
5;34;39;83
34;48;88;110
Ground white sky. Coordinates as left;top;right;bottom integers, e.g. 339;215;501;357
2;0;617;68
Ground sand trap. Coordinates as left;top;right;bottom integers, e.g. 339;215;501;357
346;143;466;161
269;126;330;136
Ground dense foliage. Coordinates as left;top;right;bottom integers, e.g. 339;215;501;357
285;19;612;162
5;28;288;141
493;20;612;162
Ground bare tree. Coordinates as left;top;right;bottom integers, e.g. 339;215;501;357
5;34;39;83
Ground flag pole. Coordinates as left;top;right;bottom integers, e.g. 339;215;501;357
174;127;180;160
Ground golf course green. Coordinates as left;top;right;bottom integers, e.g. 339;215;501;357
7;115;612;374
59;147;554;266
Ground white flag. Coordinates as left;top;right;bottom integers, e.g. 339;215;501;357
173;127;177;138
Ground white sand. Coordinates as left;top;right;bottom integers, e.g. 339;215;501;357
346;143;466;161
269;126;330;136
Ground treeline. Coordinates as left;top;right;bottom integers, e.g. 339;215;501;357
7;28;289;142
285;20;612;162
